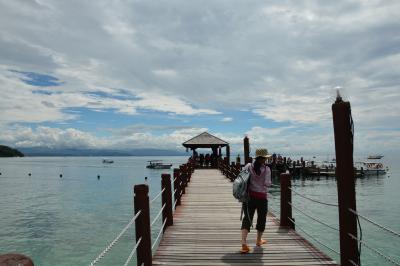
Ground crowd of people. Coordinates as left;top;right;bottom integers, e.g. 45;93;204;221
192;152;219;167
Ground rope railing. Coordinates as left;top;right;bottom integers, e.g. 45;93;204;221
349;259;359;266
87;160;194;266
267;193;279;201
288;217;340;256
150;188;166;205
123;237;142;266
289;187;338;207
268;205;280;219
289;202;339;231
89;210;142;266
348;233;400;266
151;203;166;227
349;208;400;238
152;218;168;250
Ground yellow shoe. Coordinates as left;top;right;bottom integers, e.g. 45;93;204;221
256;239;267;246
240;244;250;253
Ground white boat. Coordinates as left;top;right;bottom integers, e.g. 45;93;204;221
146;160;172;169
367;155;384;159
102;159;114;164
356;161;386;176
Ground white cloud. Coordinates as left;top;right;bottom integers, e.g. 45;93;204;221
221;117;233;122
0;125;209;150
0;1;399;153
3;126;106;149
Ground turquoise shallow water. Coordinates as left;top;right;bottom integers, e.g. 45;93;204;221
1;155;399;266
0;156;188;266
269;155;400;266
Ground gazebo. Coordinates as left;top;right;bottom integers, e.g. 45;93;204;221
182;132;230;168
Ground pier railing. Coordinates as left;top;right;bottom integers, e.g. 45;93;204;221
87;158;195;266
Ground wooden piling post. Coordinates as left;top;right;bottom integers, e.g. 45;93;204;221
134;184;152;266
244;136;250;164
235;161;241;174
230;162;236;181
280;173;294;229
179;165;186;194
173;168;181;207
332;96;359;266
185;164;190;183
226;145;230;166
0;254;34;266
161;174;173;231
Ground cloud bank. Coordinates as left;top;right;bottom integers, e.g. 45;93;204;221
0;0;399;154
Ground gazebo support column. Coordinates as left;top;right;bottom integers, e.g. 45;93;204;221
226;145;230;165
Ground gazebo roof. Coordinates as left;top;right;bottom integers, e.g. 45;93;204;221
182;132;228;148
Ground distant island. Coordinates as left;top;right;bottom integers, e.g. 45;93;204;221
17;147;187;157
0;145;24;157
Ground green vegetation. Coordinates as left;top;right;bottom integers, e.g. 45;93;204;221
0;145;24;157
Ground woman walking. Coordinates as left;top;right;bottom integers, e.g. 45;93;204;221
241;148;272;253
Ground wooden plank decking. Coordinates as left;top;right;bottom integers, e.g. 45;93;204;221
153;169;338;266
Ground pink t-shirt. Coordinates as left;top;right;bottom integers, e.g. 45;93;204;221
244;162;272;199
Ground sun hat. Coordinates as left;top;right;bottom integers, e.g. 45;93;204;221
255;148;272;159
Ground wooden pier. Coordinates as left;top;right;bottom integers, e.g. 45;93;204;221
153;169;337;266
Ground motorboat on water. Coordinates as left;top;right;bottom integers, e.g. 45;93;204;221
146;160;172;169
358;162;386;175
102;159;114;164
355;158;387;176
367;155;384;159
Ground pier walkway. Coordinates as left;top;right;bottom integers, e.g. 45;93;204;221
153;169;337;266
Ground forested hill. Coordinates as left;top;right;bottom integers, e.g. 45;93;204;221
0;145;24;157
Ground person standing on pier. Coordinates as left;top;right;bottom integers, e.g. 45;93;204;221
241;148;272;253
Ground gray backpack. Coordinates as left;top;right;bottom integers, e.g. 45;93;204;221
233;169;251;202
233;168;253;226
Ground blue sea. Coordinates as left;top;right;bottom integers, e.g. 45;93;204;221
0;155;399;266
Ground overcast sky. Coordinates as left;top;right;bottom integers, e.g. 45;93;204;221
0;0;399;156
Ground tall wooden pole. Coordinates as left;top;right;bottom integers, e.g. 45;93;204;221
332;95;359;266
244;136;250;164
134;184;152;266
226;145;230;166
